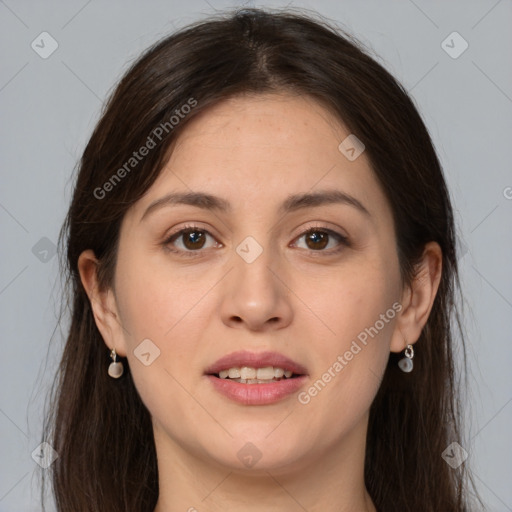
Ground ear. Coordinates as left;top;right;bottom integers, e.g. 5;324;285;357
390;241;443;352
77;249;127;357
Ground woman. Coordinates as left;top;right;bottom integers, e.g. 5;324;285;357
42;7;481;511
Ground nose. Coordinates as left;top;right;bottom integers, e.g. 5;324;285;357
219;244;294;332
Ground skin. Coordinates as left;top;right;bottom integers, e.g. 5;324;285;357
79;92;442;512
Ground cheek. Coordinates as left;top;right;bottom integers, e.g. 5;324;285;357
113;259;212;434
114;246;217;342
310;282;395;390
300;253;399;348
113;250;214;394
294;257;399;429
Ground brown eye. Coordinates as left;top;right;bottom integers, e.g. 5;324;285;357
293;228;349;253
165;226;221;255
305;230;329;250
180;229;206;250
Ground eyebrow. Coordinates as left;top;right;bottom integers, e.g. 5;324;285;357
140;189;370;222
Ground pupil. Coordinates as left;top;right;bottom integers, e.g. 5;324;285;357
307;231;328;250
184;230;205;249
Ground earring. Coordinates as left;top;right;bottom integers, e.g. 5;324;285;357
398;344;414;373
108;348;124;378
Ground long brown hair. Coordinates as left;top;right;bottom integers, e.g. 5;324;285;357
42;7;481;511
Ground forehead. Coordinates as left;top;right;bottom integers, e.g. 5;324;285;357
129;92;392;224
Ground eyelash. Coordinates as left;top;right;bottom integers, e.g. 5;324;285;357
162;223;350;258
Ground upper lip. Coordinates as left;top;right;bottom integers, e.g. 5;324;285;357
204;350;308;376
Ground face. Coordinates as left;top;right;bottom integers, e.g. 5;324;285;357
106;92;405;473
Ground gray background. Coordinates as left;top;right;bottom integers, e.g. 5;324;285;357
1;0;511;510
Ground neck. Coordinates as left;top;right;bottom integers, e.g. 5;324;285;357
153;416;376;512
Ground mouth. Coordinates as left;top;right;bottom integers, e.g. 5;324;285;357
204;350;308;405
209;366;302;383
204;350;308;381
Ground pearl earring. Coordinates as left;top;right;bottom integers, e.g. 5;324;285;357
108;348;124;378
398;344;414;373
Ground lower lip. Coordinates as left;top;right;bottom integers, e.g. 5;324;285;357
205;375;308;405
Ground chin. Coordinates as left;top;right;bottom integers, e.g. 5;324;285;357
202;431;312;473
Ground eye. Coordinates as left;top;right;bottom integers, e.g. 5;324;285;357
164;225;221;255
163;224;349;257
292;227;349;253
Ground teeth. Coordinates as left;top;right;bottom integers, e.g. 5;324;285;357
274;367;285;378
231;378;289;384
228;368;241;378
216;366;296;380
256;366;274;379
240;367;256;379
